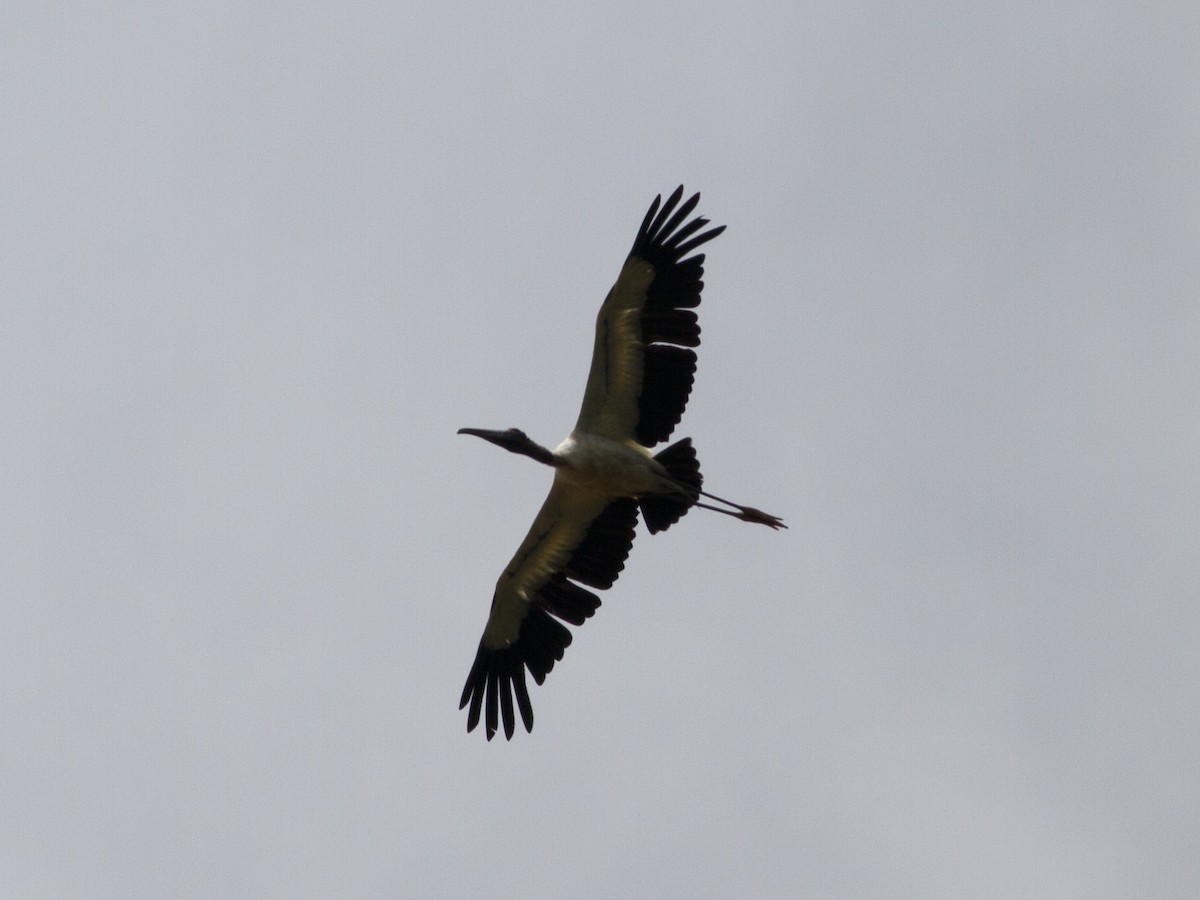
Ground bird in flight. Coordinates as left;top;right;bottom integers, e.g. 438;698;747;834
458;186;785;740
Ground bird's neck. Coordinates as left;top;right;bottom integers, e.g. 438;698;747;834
519;441;562;468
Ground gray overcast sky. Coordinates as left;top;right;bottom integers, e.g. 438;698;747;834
3;2;1198;897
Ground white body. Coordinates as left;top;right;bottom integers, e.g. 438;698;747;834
553;432;672;495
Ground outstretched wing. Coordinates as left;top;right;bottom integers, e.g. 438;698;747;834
460;477;639;740
574;186;725;446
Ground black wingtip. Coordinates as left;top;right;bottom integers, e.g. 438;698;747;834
631;186;715;258
459;613;571;741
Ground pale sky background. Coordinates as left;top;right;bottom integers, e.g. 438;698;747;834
3;2;1198;898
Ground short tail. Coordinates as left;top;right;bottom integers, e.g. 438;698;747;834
640;438;702;534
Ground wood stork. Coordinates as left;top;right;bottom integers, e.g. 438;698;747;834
458;186;785;740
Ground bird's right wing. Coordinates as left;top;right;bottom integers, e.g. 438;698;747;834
460;477;639;740
574;187;725;445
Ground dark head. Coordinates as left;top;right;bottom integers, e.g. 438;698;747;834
456;427;559;467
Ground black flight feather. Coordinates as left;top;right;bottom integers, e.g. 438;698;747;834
627;187;724;446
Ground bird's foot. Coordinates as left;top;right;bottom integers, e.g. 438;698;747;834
734;506;787;530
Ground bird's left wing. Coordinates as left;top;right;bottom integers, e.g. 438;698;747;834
574;187;725;445
460;477;639;740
